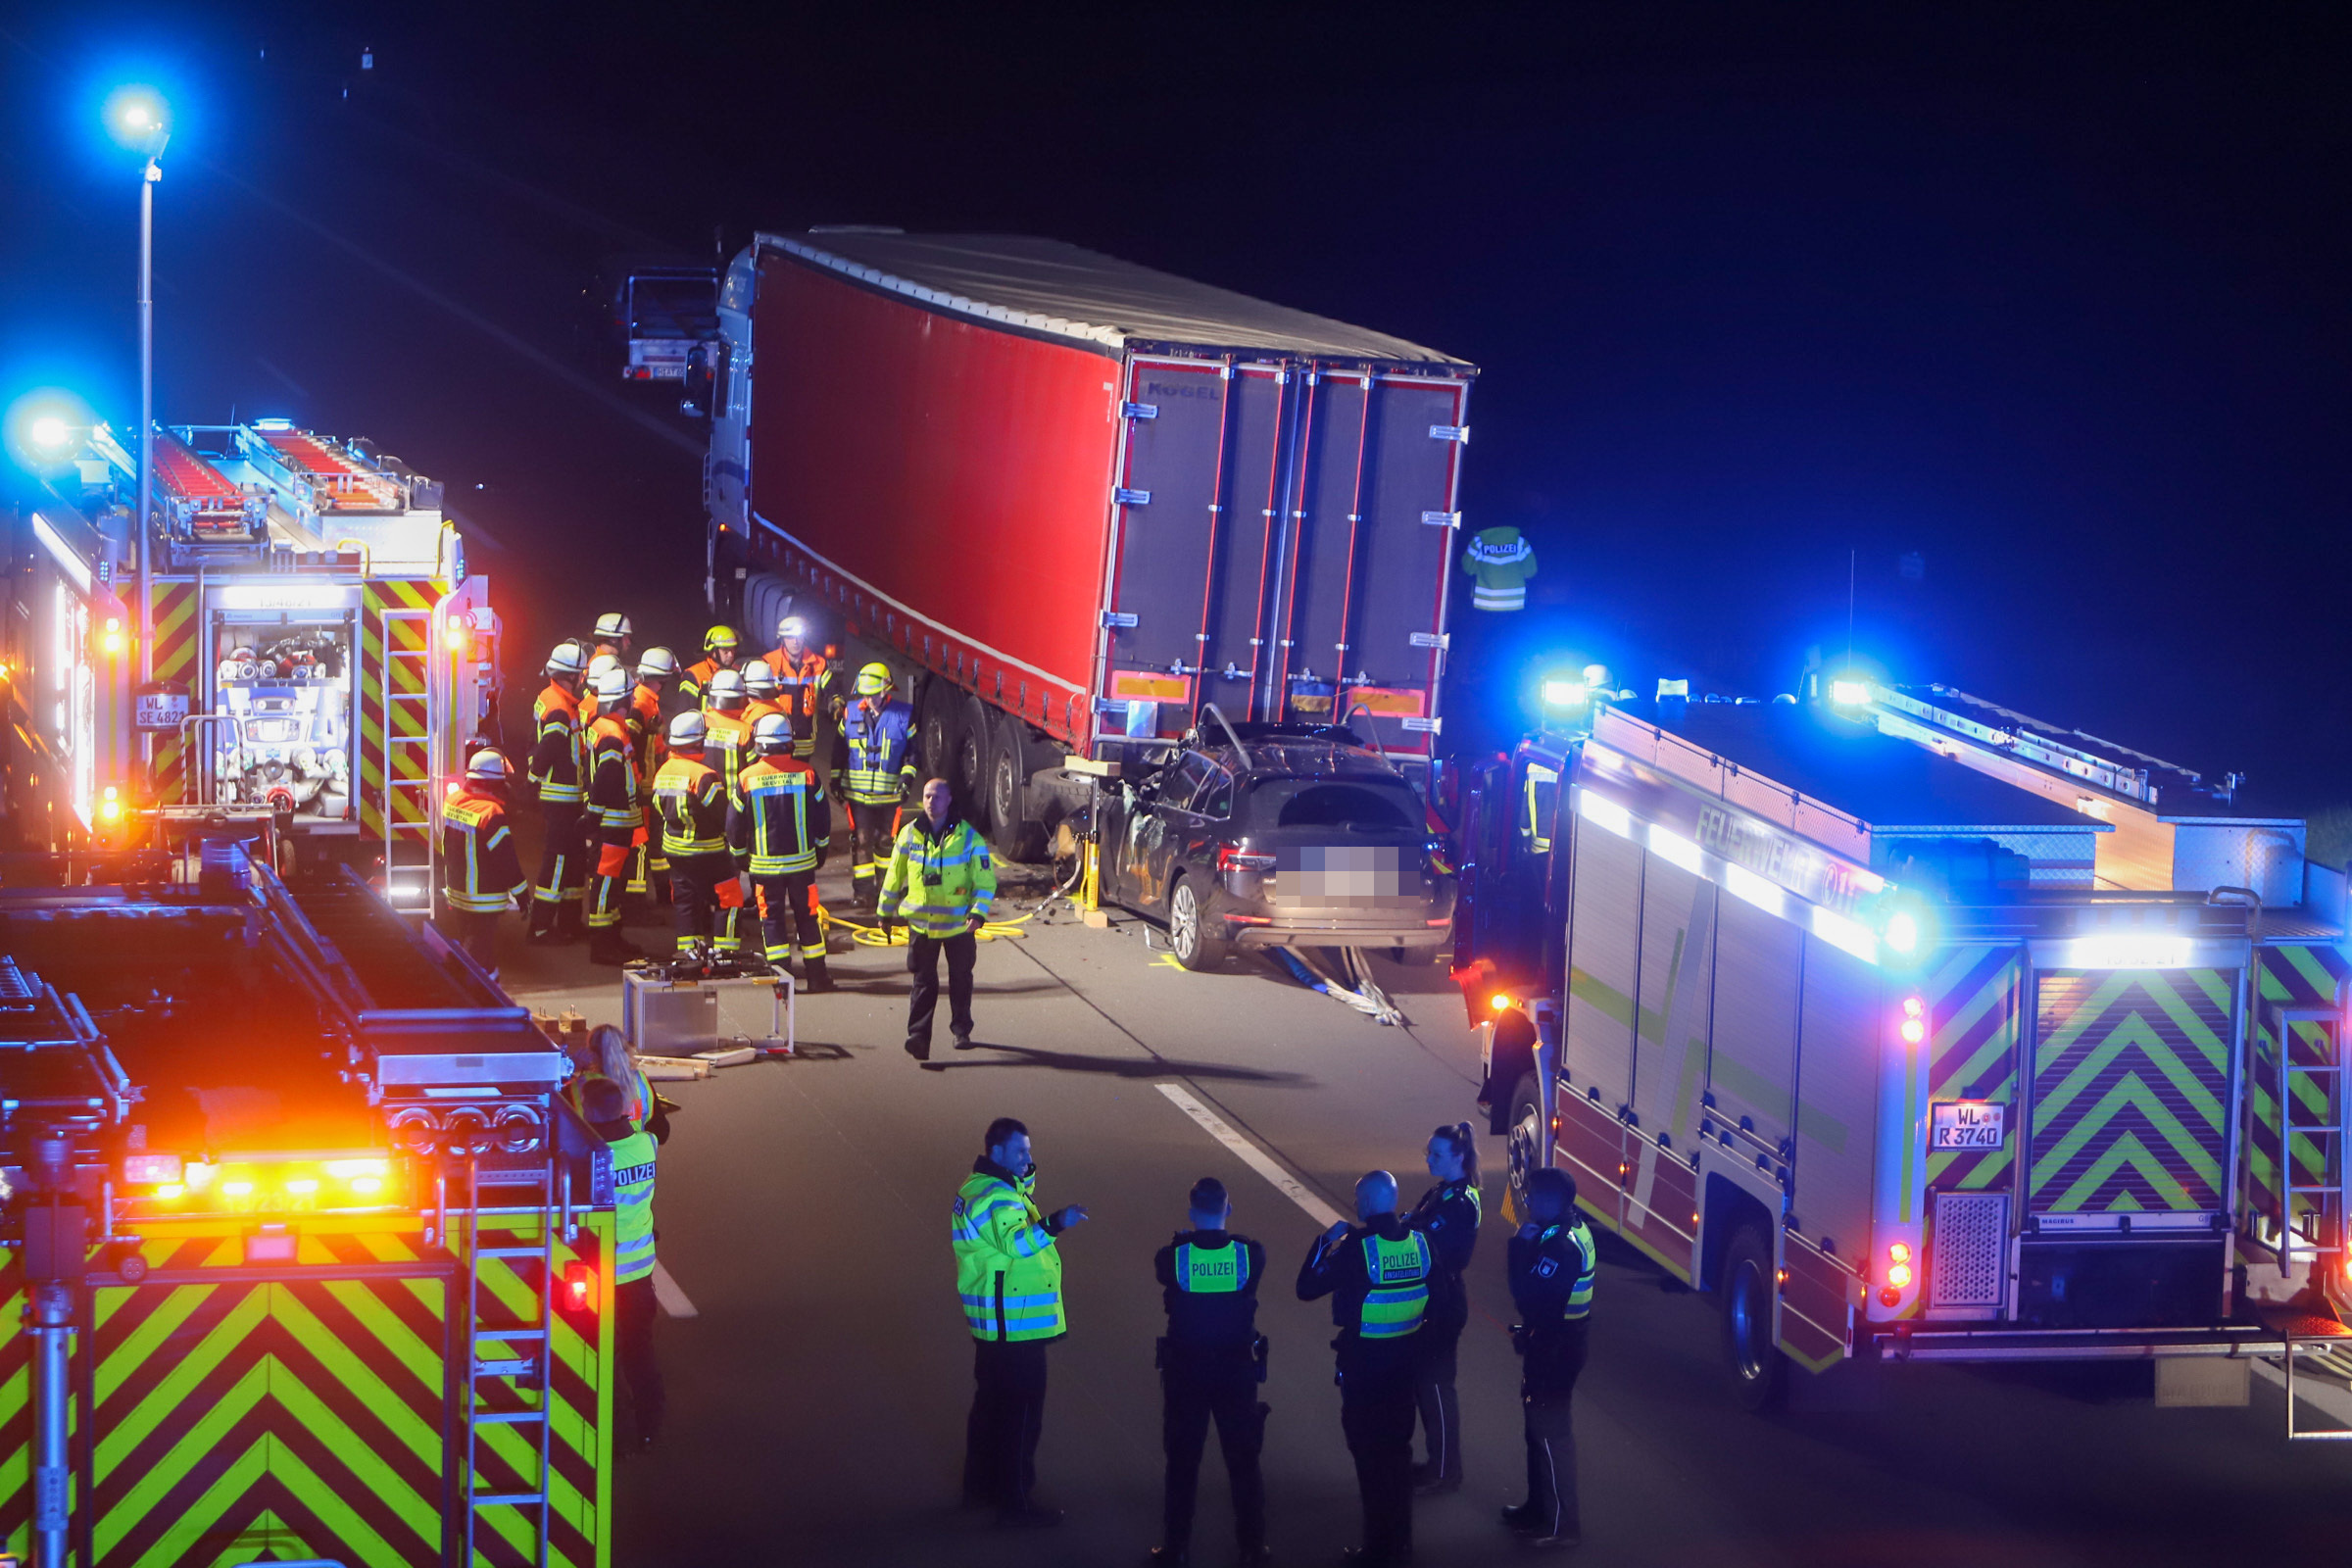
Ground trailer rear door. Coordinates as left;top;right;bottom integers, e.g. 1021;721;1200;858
1275;369;1465;761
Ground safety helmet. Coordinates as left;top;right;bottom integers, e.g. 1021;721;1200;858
586;653;621;689
545;641;588;677
466;748;512;783
667;711;708;749
591;665;632;704
778;614;808;642
706;668;747;708
753;712;793;753
855;661;893;697
637;646;678;681
594;612;632;640
742;662;779;699
704;625;740;653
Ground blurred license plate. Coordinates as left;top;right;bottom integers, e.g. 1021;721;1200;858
1275;846;1412;907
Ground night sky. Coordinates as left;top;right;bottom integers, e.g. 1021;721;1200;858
5;5;2349;807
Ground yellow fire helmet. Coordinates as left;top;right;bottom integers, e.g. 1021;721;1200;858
855;662;892;697
705;625;741;654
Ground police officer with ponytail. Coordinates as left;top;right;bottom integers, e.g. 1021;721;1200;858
1408;1121;1483;1493
1150;1178;1270;1568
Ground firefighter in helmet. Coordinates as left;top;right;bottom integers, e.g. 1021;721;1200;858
764;613;836;763
679;625;741;708
441;748;528;978
526;641;591;945
583;664;645;966
592;612;634;664
832;662;919;910
729;711;834;991
654;710;745;957
632;648;681;904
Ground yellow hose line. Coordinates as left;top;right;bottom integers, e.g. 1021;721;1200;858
815;900;1036;947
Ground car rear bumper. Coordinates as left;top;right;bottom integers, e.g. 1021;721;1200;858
1225;913;1451;949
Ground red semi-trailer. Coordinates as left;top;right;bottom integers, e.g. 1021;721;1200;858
701;229;1477;858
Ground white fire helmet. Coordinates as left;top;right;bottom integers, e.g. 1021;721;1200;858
667;710;709;750
591;665;632;704
545;641;588;677
753;712;793;753
637;647;678;681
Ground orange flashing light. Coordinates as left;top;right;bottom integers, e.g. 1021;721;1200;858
101;616;125;656
1489;993;1512;1013
1899;1016;1926;1046
1886;1262;1914;1289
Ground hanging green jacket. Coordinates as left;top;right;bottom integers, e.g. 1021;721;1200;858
1461;525;1538;612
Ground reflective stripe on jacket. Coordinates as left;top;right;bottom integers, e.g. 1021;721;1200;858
585;715;640;832
1359;1230;1433;1340
877;817;997;936
952;1169;1065;1342
529;683;586;804
704;710;754;807
835;698;917;805
729;758;830;874
441;791;526;912
611;1128;657;1283
653;758;729;857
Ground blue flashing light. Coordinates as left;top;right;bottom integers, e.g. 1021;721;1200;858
1542;679;1589;709
1885;909;1920;954
1830;678;1872;707
253;417;294;431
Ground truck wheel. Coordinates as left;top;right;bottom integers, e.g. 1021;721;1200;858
918;680;963;798
1168;875;1226;971
956;697;993;830
1505;1070;1544;1218
1720;1225;1788;1411
986;725;1048;863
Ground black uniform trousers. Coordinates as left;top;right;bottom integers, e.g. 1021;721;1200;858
1522;1320;1590;1540
1414;1303;1465;1484
963;1338;1049;1510
615;1275;665;1444
1161;1352;1267;1555
906;930;977;1047
752;870;824;965
1337;1344;1418;1562
848;800;899;904
667;851;742;955
531;802;588;929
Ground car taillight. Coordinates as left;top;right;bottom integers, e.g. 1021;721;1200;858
1216;845;1275;873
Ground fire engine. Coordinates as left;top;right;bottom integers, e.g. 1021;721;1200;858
0;840;617;1566
6;418;498;907
1455;676;2352;1430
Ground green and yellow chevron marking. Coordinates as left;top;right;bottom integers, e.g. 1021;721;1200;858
2029;969;2232;1214
0;1213;613;1568
1923;947;2022;1193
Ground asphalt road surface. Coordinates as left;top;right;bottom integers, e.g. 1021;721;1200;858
503;863;2352;1568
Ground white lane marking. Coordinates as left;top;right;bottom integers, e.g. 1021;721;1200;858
653;1261;700;1319
1156;1082;1345;1229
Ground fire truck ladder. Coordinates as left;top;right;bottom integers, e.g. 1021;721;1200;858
457;1153;565;1566
379;603;436;907
2261;1001;2352;1439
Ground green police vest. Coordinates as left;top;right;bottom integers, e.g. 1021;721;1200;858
610;1128;657;1284
1359;1230;1433;1340
1175;1240;1250;1294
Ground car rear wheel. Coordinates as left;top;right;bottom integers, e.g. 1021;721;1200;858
1168;875;1226;971
1721;1224;1788;1411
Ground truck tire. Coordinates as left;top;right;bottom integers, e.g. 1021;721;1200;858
986;724;1048;863
1505;1069;1544;1218
956;697;993;830
1721;1225;1788;1412
1167;875;1226;971
918;680;963;801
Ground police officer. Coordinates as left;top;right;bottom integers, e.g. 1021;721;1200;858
833;662;918;908
526;641;590;944
440;749;527;977
582;1076;663;1448
729;711;834;991
1408;1121;1483;1493
679;624;741;707
952;1116;1087;1526
654;711;744;957
1151;1177;1269;1568
878;777;996;1060
1298;1169;1433;1568
1504;1167;1597;1550
583;665;645;966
